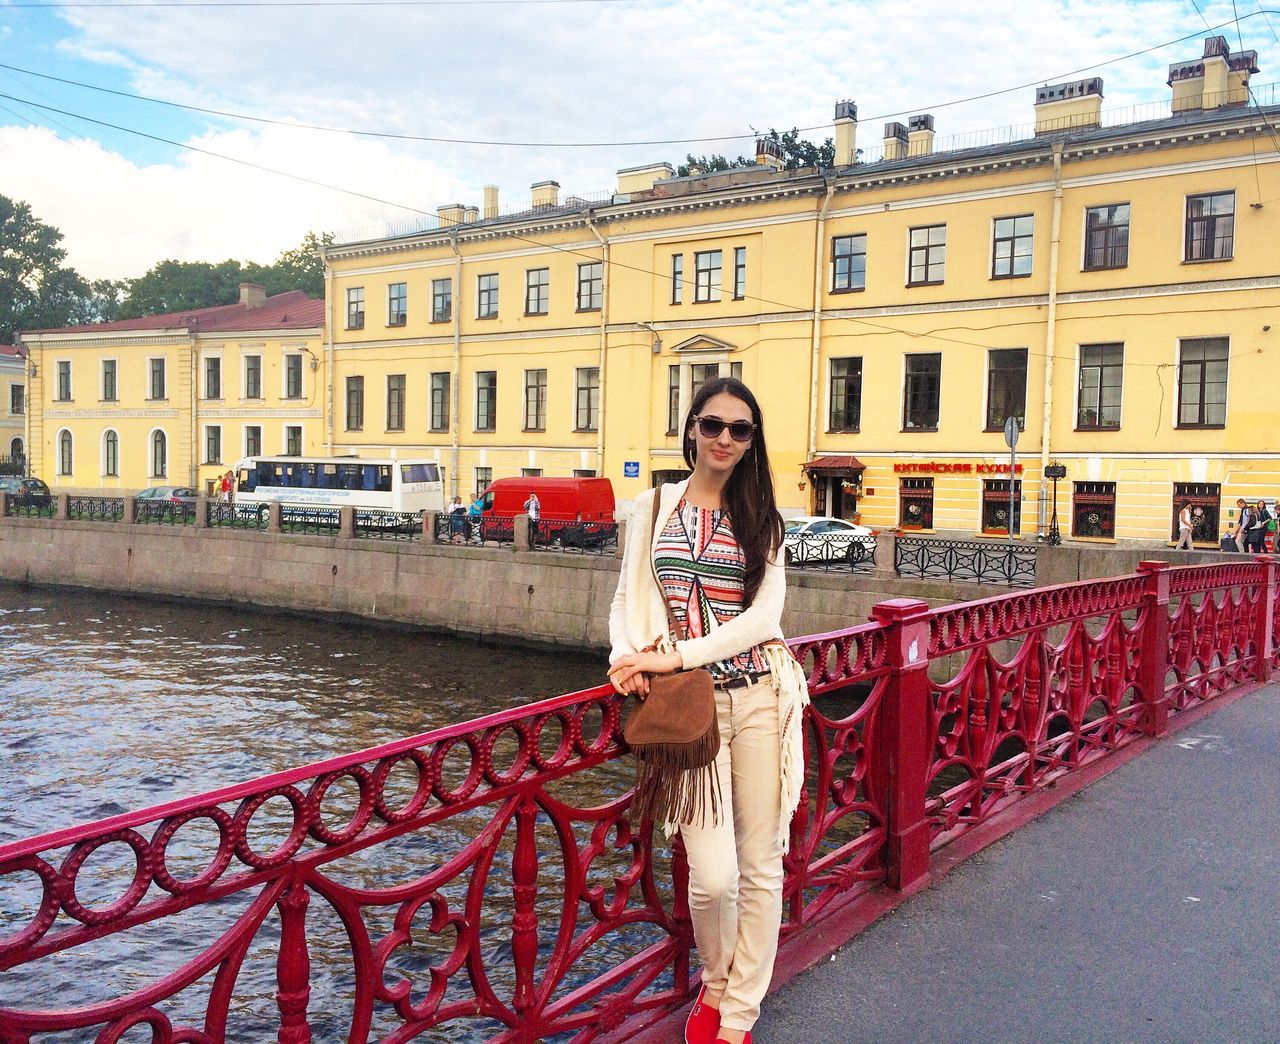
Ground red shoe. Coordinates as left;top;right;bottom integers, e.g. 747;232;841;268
684;985;720;1044
714;1034;751;1044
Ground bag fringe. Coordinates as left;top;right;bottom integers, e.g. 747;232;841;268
630;731;721;828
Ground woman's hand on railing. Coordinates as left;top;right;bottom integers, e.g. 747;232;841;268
607;650;682;698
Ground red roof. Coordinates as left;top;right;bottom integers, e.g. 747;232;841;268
0;343;28;359
23;291;324;335
803;455;866;473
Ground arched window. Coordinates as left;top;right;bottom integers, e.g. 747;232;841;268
104;430;119;477
57;430;73;476
9;437;23;464
151;430;167;478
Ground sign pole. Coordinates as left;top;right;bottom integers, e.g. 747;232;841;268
1003;416;1020;545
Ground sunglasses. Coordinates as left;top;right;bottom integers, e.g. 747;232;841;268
693;415;757;443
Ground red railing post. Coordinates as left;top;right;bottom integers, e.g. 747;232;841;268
1254;555;1276;682
1136;561;1171;737
869;597;933;891
510;796;539;1025
276;877;312;1043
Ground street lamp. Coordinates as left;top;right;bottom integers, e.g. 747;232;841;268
1045;461;1067;546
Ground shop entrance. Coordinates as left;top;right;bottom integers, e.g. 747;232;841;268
803;455;864;521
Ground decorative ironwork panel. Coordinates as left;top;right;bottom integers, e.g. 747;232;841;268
896;536;1038;587
3;500;54;519
67;496;127;522
136;501;197;526
279;505;341;535
784;532;876;573
207;502;270;530
533;519;619;555
1164;564;1264;712
355;509;423;541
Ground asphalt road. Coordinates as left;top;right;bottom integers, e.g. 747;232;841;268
758;683;1280;1044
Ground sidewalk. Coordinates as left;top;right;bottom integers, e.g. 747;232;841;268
758;682;1280;1044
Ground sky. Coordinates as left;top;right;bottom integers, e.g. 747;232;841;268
0;0;1275;282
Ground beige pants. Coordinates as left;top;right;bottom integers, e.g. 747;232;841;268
679;678;783;1033
1175;525;1194;550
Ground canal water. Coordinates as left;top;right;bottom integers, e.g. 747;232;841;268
0;583;653;1042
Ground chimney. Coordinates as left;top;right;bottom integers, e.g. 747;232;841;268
531;180;560;209
616;161;674;194
907;114;935;157
239;282;266;310
882;121;909;162
1168;36;1258;112
833;99;858;166
755;137;783;171
437;203;467;228
1034;77;1104;134
464;206;479;223
483;184;499;220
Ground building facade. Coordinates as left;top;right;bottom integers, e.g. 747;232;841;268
20;285;324;493
0;344;27;470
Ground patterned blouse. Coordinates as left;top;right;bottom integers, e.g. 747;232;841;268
653;498;768;679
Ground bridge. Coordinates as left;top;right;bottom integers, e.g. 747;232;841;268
0;557;1275;1041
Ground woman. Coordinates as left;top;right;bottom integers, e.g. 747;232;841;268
1244;499;1270;553
607;377;808;1044
1174;501;1194;550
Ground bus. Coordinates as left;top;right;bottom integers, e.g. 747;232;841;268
232;457;446;520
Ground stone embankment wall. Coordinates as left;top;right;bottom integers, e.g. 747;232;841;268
0;518;1245;651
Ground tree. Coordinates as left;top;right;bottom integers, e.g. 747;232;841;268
265;230;332;299
0;195;71;342
674;128;837;177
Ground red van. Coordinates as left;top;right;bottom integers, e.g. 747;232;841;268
478;477;615;545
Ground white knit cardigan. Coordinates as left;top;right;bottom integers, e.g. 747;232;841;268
608;480;810;852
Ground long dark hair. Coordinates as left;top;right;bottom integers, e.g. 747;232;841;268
682;377;783;605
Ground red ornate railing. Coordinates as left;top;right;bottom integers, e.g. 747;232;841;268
1;559;1275;1042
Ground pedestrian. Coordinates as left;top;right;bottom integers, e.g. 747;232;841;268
447;495;467;543
607;376;808;1044
1244;498;1270;553
1174;501;1194;550
220;470;234;503
1232;498;1250;552
468;493;483;543
523;490;541;543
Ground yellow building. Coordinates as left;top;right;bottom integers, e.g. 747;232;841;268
20;284;324;493
1;344;27;469
322;36;1279;546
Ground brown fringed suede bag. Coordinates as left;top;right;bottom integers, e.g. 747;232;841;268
622;492;721;828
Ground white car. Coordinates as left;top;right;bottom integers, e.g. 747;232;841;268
783;516;876;565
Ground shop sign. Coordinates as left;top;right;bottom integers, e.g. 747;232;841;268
893;462;1024;474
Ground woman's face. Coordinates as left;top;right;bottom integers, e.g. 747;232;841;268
690;390;755;479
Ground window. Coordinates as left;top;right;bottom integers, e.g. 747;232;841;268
573;468;597;478
694;250;722;302
670;254;683;304
1077;343;1123;429
285;355;303;399
1172;482;1220;543
476;371;497;431
477;274;499;318
1185;192;1234;261
908;225;946;285
104;430;119;477
474;466;492;499
346;287;365;329
151;430;167;478
985;348;1028;431
1084;204;1129;270
387;282;407;325
149;358;166;400
523;369;546;431
58;430;72;475
575;367;600;431
386;374;406;431
691;363;720;389
991;215;1034;279
284;425;302;457
899;478;934;529
521;468;543;477
831;234;867;292
245;425;262;458
244;355;262;399
1072;482;1116;538
205;356;221;400
981;479;1022;535
903;353;941;430
732;247;746;300
828;357;863;432
345;376;364;431
1177;337;1229;427
205;425;222;465
525;268;549;315
430;372;450;432
577;262;603;311
432;278;452;323
57;361;72;402
10;383;24;415
667;366;680;435
730;361;742;382
101;360;117;402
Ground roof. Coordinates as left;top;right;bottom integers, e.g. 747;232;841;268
0;344;28;359
23;290;324;336
803;455;866;473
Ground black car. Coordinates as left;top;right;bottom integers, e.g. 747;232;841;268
0;476;52;509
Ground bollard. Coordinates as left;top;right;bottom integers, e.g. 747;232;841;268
123;495;137;523
873;530;897;579
423;510;438;543
339;506;355;539
514;513;531;552
615;519;626;560
0;491;7;519
195;495;209;529
269;502;283;534
55;493;69;521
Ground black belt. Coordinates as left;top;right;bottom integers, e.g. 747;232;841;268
713;670;770;691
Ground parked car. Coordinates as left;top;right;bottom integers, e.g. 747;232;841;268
783;516;876;565
0;476;52;509
135;486;198;519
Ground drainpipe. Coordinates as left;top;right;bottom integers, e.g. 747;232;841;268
324;256;335;454
587;213;609;477
190;336;198;487
807;176;837;468
450;229;462;499
1037;142;1065;536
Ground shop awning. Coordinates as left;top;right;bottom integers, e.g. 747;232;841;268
802;455;865;474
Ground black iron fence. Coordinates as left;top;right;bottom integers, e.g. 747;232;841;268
207;502;270;531
279;505;341;535
354;509;422;541
0;455;24;477
433;512;517;547
3;499;53;519
894;535;1038;587
135;500;197;526
782;532;876;573
67;496;127;523
532;519;619;555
